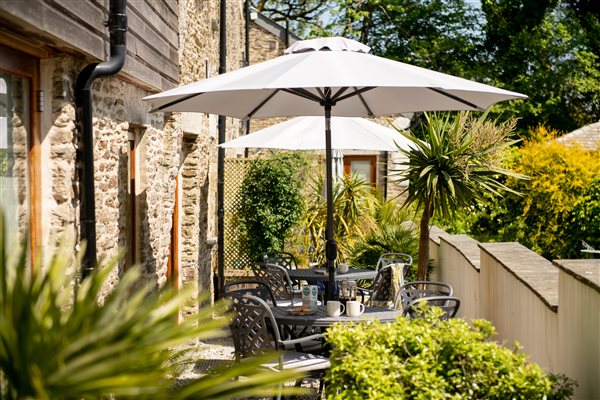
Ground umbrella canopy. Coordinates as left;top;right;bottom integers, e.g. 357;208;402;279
219;116;413;151
144;36;527;300
145;37;525;117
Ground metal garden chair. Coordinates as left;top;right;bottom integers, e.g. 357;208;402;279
376;252;413;278
402;296;461;320
251;263;302;307
394;281;453;310
226;293;329;397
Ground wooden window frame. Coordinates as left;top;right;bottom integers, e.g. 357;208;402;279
0;44;41;269
343;155;377;187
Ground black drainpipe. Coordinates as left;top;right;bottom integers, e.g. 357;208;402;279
75;0;127;278
216;0;227;298
244;0;250;158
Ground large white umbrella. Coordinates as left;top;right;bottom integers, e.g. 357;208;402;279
219;116;413;151
144;36;526;299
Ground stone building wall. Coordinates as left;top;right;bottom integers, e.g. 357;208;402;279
46;57;80;243
247;22;290;133
177;0;246;312
1;0;248;308
38;54;182;293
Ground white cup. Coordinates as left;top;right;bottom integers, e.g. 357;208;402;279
346;301;365;317
339;263;349;273
326;300;345;317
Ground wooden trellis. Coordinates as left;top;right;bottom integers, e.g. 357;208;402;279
224;158;253;270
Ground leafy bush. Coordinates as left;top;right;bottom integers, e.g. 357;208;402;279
348;198;419;280
449;126;600;259
567;175;600;254
0;212;301;399
238;153;307;260
324;306;575;399
298;172;377;264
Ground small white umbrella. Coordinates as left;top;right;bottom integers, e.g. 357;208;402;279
219;116;413;151
144;36;526;299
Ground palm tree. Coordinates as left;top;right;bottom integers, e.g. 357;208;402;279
392;111;524;280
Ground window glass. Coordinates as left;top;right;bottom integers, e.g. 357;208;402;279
350;159;372;183
0;72;31;249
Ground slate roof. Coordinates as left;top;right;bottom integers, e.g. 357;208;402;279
555;121;600;151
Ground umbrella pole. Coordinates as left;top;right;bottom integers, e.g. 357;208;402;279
324;95;337;301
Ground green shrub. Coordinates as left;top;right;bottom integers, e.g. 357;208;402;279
324;306;575;399
348;198;419;279
298;172;377;264
567;175;600;254
238;153;307;260
443;126;600;259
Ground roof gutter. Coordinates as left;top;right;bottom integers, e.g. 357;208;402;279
75;0;127;278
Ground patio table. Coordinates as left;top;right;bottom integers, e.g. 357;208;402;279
288;267;377;282
271;305;402;328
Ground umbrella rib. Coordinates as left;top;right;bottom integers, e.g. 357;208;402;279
246;89;281;119
330;86;376;116
283;88;322;103
151;92;203;112
331;87;349;102
355;87;374;117
335;86;375;103
428;88;483;110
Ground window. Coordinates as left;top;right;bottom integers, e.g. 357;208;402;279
0;44;39;264
344;155;376;186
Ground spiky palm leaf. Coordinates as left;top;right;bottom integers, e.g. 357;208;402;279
0;212;301;400
301;172;377;264
391;111;525;280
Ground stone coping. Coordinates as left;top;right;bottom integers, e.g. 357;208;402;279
440;235;481;271
479;242;559;312
429;226;451;245
553;259;600;293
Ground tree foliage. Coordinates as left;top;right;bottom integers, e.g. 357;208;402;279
324;304;576;399
255;0;600;134
452;126;600;259
238;153;307;260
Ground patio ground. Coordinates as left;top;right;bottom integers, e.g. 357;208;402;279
178;336;322;399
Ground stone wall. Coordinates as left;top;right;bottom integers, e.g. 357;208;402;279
2;0;248;309
38;54;182;293
176;0;247;310
247;21;290;133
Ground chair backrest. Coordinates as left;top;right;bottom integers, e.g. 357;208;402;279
376;253;413;278
261;251;298;270
402;296;461;320
223;280;278;306
251;263;296;303
226;293;281;361
394;281;453;310
368;264;405;309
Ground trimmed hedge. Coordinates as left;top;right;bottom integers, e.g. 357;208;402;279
324;306;575;399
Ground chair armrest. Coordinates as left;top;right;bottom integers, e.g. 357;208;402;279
356;287;370;303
